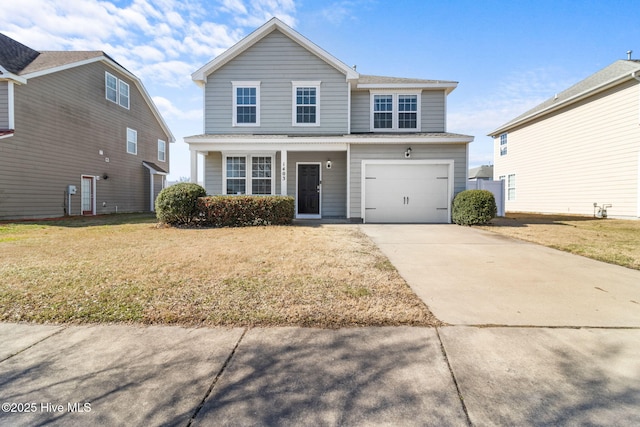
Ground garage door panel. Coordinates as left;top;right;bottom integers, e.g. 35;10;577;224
364;163;450;223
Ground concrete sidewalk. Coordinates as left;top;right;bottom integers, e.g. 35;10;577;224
1;224;640;426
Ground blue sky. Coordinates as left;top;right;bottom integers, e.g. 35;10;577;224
1;0;639;180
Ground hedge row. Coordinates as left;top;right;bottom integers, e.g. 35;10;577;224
155;183;294;227
197;195;294;227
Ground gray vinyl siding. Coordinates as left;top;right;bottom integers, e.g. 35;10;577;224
287;151;347;217
349;89;447;133
422;91;446;132
350;90;369;133
0;61;171;219
204;152;223;194
0;81;8;128
349;143;467;218
204;29;348;135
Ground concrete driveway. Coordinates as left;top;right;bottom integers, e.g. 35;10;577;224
360;224;640;327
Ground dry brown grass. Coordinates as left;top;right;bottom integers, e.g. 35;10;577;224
0;214;440;327
478;213;640;270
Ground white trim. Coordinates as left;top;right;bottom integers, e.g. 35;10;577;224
7;81;15;129
360;159;454;224
295;162;322;219
158;139;166;162
0;65;27;84
369;91;422;132
232;81;261;127
357;82;457;91
126;128;137;155
185;135;473;147
291;81;321;127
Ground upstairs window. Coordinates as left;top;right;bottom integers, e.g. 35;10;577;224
126;128;137;155
500;133;508;156
158;139;166;162
106;72;130;110
292;81;320;126
371;92;420;131
232;81;260;126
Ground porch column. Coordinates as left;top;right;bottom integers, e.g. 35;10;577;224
280;150;288;195
190;150;198;184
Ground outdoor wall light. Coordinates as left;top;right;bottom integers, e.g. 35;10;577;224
404;148;412;158
326;160;332;169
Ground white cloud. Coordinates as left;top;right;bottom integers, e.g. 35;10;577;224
152;96;202;121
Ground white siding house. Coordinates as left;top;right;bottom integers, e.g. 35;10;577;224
489;59;640;218
185;18;473;223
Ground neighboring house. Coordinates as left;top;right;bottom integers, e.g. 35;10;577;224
489;59;640;218
185;18;473;223
0;33;173;220
468;165;493;180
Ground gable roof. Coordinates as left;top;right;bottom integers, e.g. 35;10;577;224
192;17;359;86
0;33;40;74
489;60;640;136
0;33;174;142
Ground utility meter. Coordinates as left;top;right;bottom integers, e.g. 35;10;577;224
67;185;77;195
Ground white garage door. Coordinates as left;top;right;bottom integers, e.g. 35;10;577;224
363;162;451;223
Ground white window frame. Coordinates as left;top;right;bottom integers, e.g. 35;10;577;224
500;133;508;156
106;71;130;110
232;81;261;127
507;174;516;201
126;128;137;155
158;139;166;162
222;153;275;195
118;80;130;109
370;91;421;132
292;81;321;126
105;72;117;103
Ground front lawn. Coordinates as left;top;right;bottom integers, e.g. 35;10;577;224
0;214;439;327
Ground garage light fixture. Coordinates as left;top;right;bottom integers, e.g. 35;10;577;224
404;148;412;158
326;159;332;169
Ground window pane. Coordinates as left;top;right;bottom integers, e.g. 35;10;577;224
158;140;166;161
106;74;117;102
119;81;129;108
236;106;256;123
127;128;137;154
252;157;271;178
398;112;417;128
237;87;256;105
252;179;271;195
374;112;393;128
226;157;246;178
227;179;246;195
398;95;417;112
297;106;316;123
374;95;393;112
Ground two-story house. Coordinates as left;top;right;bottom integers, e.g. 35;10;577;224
0;33;173;220
489;59;640;218
185;18;473;223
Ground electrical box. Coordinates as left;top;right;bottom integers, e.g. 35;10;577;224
67;185;77;195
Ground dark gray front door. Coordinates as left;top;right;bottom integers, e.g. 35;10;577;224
297;164;320;215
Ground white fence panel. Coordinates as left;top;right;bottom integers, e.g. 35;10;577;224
467;180;505;217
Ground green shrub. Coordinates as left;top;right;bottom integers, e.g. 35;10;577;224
155;183;207;225
198;195;294;227
452;189;497;226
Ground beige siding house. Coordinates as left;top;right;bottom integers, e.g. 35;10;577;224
0;33;173;220
489;59;640;219
186;18;473;223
